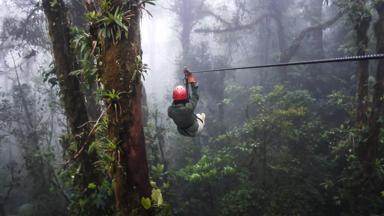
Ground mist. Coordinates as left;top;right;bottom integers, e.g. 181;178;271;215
142;1;179;105
1;0;384;216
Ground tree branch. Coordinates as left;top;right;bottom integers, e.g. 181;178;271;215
280;11;345;62
195;14;269;33
200;9;232;28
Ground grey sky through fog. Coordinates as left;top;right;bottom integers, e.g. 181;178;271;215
141;0;179;106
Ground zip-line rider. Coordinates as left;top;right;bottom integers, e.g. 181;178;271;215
168;68;206;137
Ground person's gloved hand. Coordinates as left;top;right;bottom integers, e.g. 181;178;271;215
187;73;196;84
184;68;197;84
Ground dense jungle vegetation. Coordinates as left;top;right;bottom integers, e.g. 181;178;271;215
0;0;384;215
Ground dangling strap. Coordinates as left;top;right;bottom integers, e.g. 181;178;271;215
194;114;204;124
180;127;194;137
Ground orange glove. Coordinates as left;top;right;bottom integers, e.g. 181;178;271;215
187;73;196;84
184;68;196;84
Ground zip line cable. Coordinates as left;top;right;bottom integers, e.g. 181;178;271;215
191;53;384;74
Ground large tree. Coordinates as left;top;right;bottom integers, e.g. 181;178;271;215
43;0;153;215
351;0;372;126
41;1;104;215
97;1;152;215
360;0;384;171
42;0;99;186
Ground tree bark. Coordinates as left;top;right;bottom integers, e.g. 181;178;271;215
359;2;384;169
353;0;371;126
42;0;88;135
100;2;151;215
68;0;87;27
42;0;99;191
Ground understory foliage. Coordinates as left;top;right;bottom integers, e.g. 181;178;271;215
62;116;115;215
158;0;384;215
0;83;67;215
2;0;384;215
169;85;384;216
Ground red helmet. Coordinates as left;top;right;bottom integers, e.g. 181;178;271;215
172;85;188;101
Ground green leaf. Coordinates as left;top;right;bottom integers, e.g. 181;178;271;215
152;164;164;174
150;180;157;188
151;189;163;207
88;182;97;190
69;69;83;76
142;0;156;6
141;197;152;209
50;0;58;7
115;19;128;32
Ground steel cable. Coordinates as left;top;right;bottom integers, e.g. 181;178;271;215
191;53;384;74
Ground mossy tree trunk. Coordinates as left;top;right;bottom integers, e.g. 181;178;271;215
42;0;99;194
100;1;151;215
353;0;371;127
360;2;384;171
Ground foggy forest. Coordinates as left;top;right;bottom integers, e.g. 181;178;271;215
0;0;384;215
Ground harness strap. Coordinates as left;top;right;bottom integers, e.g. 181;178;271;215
180;127;194;137
179;116;202;137
194;114;204;124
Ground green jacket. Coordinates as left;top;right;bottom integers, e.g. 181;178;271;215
168;85;199;133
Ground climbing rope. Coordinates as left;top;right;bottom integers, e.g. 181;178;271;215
191;53;384;74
